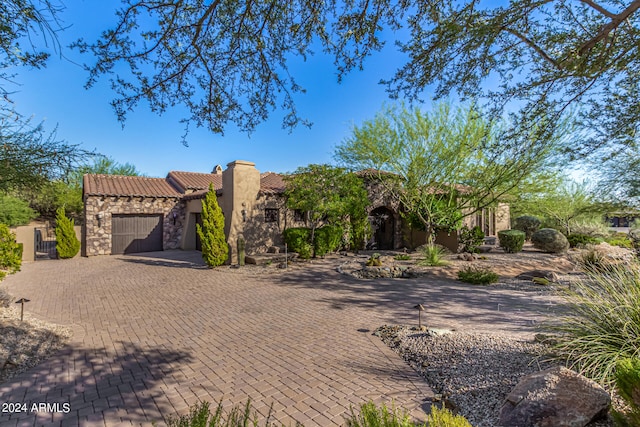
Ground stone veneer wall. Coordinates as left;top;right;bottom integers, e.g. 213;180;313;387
84;196;185;256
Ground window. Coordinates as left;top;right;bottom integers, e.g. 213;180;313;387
293;209;306;222
264;208;279;223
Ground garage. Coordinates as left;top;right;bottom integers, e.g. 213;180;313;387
111;214;164;254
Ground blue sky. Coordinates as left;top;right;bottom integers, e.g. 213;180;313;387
9;1;424;178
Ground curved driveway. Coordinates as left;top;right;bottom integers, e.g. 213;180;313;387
0;251;557;426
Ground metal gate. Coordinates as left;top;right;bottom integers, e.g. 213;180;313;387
34;225;56;259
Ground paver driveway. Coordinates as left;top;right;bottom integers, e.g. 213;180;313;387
0;251;557;426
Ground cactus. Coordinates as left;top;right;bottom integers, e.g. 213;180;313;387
237;235;245;266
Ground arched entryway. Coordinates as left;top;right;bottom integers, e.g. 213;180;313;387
370;206;395;250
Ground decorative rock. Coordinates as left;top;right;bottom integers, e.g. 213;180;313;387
531;228;570;253
499;366;610;427
516;270;559;282
457;252;476;261
267;246;280;253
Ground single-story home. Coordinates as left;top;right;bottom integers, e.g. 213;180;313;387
82;160;510;262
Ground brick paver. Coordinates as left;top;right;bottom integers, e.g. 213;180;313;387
0;251;554;426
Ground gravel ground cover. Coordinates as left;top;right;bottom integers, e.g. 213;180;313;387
0;294;71;384
375;325;615;427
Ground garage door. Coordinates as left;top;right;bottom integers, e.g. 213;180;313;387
111;214;163;254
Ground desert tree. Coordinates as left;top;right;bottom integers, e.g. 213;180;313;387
335;102;563;244
284;164;370;252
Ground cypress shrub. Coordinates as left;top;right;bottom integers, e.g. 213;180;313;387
55;207;80;259
498;229;526;253
196;184;228;267
283;227;312;259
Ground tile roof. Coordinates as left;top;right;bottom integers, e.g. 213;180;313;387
83;170;287;200
260;172;286;194
83;175;182;198
167;171;223;192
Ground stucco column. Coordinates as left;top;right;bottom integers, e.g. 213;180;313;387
222;160;261;264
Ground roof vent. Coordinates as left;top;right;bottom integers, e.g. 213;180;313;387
212;164;223;174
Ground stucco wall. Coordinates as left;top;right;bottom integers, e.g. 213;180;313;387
84;196;184;256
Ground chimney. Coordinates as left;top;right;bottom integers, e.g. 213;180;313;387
222;160;260;264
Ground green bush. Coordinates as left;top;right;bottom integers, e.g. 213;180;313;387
196;184;228;267
283;227;312;259
546;265;640;386
567;233;602;248
531;228;569;253
166;400;268;427
498;230;526;253
513;215;541;240
419;244;448;266
614;358;640;426
314;225;343;257
0;224;22;279
457;266;499;285
426;406;473;427
607;236;633;249
458;225;484;253
394;254;411;261
366;253;382;266
0;195;37;226
55;207;80;259
167;399;472;427
346;401;421;427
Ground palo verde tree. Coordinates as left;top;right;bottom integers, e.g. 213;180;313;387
196;184;228;267
71;0;640;159
513;179;607;236
335;102;562;244
284;164;370;253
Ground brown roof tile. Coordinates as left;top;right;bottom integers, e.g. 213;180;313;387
260;172;286;194
167;171;223;192
83;175;183;198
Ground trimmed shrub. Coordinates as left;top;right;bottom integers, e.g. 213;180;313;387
0;224;22;279
54;207;80;259
567;233;602;248
283;227;312;259
498;230;526;253
196;184;228;267
531;228;570;253
458;225;484;253
457;266;499;285
314;225;343;257
513;215;541;240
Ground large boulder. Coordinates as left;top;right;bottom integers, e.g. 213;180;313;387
499;366;610;427
531;228;570;253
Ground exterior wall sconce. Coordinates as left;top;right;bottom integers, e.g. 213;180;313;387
172;211;177;225
96;212;104;228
